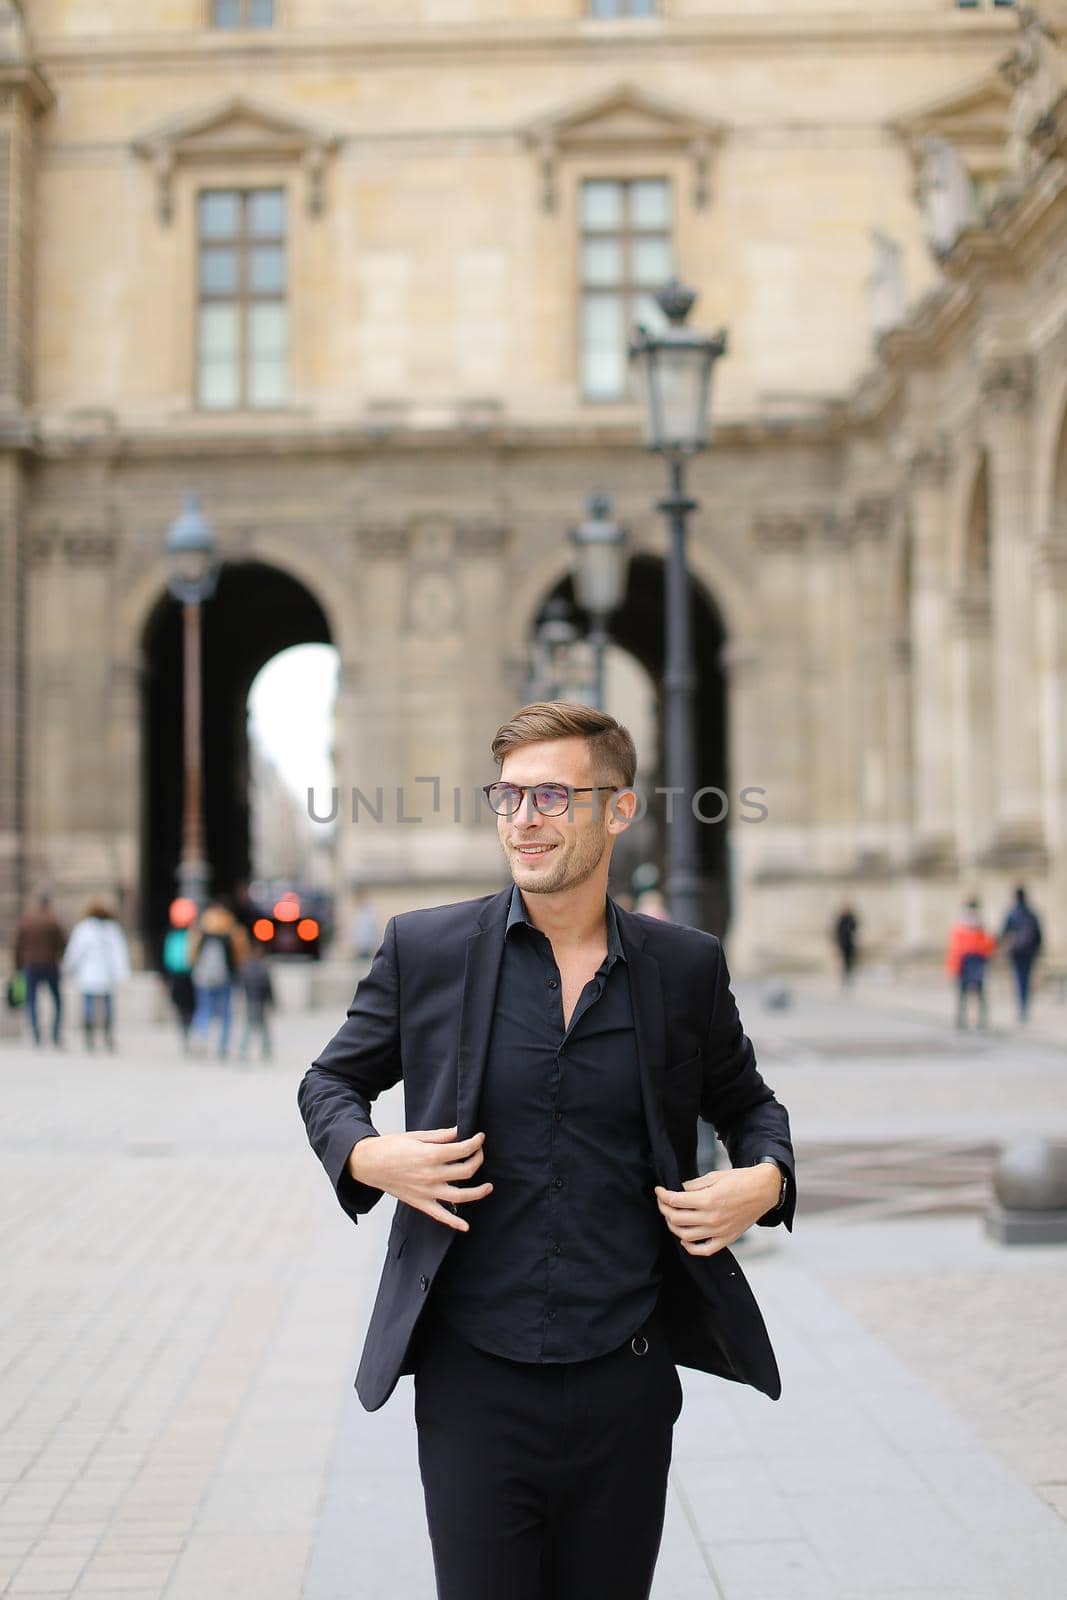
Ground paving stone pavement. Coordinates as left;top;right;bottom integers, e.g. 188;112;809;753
1;977;1065;1598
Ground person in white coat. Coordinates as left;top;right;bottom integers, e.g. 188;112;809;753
62;901;131;1052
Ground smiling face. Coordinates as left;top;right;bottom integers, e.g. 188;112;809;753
496;736;624;897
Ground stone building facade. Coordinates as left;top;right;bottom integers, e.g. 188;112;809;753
0;0;1065;971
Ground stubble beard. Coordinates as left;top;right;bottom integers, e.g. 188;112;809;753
507;823;608;895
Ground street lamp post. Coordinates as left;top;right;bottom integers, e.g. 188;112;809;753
531;597;580;701
165;493;220;910
630;279;727;929
569;492;630;711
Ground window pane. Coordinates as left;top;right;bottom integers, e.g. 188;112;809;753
249;303;288;360
581;294;625;398
249;244;286;295
630;179;670;229
199;191;239;240
199;361;240;410
249;359;287;409
589;0;620;16
581;238;624;288
581;180;623;230
199;247;238;296
198;304;239;360
248;189;286;238
628;0;657;12
212;0;241;26
632;236;673;287
250;0;276;23
581;343;626;399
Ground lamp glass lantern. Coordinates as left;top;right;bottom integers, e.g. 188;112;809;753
165;492;220;602
569;493;630;619
629;279;727;456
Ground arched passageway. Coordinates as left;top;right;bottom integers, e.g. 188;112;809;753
140;562;332;958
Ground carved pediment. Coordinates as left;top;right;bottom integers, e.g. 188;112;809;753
523;83;725;211
132;96;344;223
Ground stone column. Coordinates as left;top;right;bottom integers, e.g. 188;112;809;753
0;46;52;940
804;510;857;874
0;451;25;938
1035;535;1067;954
980;356;1046;864
905;437;956;872
850;496;898;870
949;587;995;869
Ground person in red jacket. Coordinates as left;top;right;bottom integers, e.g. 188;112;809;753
945;899;997;1030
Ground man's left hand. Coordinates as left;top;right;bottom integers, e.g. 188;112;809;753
654;1164;781;1256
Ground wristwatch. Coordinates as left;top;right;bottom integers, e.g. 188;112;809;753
758;1155;788;1212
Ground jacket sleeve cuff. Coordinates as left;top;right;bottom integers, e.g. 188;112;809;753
324;1120;384;1221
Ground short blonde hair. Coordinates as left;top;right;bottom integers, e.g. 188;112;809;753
491;702;637;787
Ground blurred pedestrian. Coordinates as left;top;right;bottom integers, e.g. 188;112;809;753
945;899;997;1031
162;897;198;1051
62;901;131;1052
833;906;859;988
188;902;247;1059
239;951;276;1062
999;885;1043;1023
13;890;67;1048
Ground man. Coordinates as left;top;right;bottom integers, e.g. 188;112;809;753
1000;885;1043;1023
298;702;795;1600
13;890;67;1048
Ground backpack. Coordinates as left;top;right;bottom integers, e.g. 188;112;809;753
193;932;232;988
1011;909;1041;958
162;928;190;975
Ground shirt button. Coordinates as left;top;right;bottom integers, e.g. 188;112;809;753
419;1275;429;1291
553;1110;562;1122
552;1177;564;1189
551;1242;562;1255
548;978;559;990
547;1309;557;1321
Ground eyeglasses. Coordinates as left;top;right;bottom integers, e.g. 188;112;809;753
482;782;606;818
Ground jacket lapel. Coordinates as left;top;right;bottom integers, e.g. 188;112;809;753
616;905;681;1189
455;889;511;1137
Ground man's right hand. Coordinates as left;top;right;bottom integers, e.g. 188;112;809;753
347;1126;492;1232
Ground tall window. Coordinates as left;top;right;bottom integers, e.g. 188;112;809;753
580;178;673;401
211;0;275;27
954;2;1015;9
588;1;658;16
197;189;288;411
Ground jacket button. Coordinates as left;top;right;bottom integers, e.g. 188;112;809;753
419;1275;428;1291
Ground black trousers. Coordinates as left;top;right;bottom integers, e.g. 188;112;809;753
411;1299;682;1600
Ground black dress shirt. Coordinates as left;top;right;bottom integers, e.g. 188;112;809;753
432;887;663;1363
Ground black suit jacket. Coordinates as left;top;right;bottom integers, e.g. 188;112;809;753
297;888;796;1412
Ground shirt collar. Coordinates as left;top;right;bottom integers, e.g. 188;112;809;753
505;884;626;964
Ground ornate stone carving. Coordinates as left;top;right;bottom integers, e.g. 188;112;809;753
751;513;807;550
850;496;896;543
27;526;116;567
522;84;724;215
355;521;409;558
870;231;906;338
999;6;1064;183
454;520;507;553
406;566;459;638
131;96;344;225
980;354;1034;414
902;434;950;486
919;135;978;257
